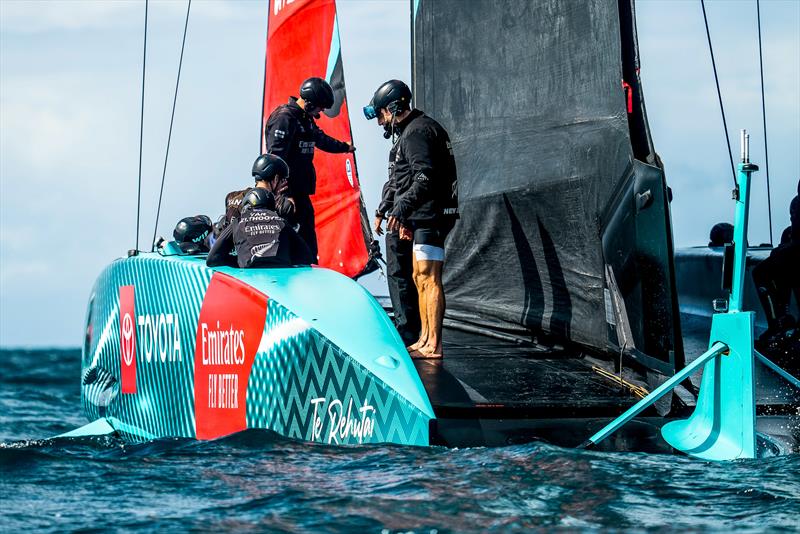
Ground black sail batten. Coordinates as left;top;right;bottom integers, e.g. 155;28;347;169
412;0;682;373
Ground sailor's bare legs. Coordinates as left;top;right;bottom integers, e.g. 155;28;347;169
408;251;429;352
412;258;444;358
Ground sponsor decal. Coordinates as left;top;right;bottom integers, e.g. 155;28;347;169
194;273;268;439
119;285;137;393
309;397;376;444
119;286;185;394
273;0;298;16
137;313;182;363
345;158;354;187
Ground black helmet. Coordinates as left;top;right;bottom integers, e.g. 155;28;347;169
363;79;412;120
708;222;734;247
252;153;289;183
299;77;334;110
241;187;276;212
173;215;212;253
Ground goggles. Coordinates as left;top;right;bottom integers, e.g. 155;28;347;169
363;105;377;120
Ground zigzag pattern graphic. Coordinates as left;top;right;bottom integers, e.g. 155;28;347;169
247;301;429;446
83;255;429;446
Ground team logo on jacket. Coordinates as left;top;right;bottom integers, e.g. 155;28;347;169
119;285;137;393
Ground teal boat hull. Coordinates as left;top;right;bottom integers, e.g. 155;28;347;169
81;253;434;445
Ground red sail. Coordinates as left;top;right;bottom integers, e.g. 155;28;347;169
262;0;373;278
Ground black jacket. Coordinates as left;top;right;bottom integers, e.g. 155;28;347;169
265;97;350;197
223;188;295;227
376;142;400;218
386;109;458;224
206;207;313;269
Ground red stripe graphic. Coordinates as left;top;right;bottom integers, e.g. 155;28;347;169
119;285;137;394
262;0;369;277
194;273;268;440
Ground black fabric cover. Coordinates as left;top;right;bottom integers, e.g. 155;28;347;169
412;0;682;369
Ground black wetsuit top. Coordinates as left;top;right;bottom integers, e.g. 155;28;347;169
206;207;313;268
387;109;459;225
376;141;400;218
224;188;295;227
264;97;351;197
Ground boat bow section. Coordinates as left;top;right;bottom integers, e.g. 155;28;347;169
81;253;432;445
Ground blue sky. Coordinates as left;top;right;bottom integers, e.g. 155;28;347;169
1;0;798;347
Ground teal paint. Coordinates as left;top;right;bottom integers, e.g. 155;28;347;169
755;350;800;389
588;140;797;459
55;418;115;438
81;253;432;446
586;342;726;447
729;160;757;311
325;14;341;83
662;313;756;460
414;0;420;20
213;264;434;418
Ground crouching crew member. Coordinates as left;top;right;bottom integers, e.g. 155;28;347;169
220;153;297;231
753;179;800;360
207;154;313;268
264;76;356;261
365;79;458;358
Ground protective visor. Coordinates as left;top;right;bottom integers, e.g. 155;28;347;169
363;105;377;120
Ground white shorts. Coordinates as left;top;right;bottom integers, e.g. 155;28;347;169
413;243;445;262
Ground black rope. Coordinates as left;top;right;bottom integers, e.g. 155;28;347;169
700;0;737;189
152;0;192;251
135;0;149;252
757;0;774;245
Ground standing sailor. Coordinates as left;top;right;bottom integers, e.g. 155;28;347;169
365;80;459;358
264;77;356;261
375;141;421;346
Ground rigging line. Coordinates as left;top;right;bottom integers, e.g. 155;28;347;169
135;0;149;252
136;0;149;251
757;0;774;246
152;0;192;251
260;0;270;154
700;0;737;190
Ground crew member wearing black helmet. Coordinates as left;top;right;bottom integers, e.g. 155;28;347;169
207;154;313;268
264;77;356;261
222;153;297;228
365;79;458;358
753;179;800;361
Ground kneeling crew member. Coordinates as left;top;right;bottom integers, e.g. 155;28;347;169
264;76;356;261
365;79;458;359
207;155;313;268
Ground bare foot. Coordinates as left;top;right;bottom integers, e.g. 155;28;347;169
407;339;427;352
412;345;443;359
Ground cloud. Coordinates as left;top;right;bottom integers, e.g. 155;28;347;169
0;0;256;35
0;0;797;346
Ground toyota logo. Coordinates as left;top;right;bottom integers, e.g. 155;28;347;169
121;312;134;366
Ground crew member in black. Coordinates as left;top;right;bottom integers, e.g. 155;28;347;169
222;154;297;228
374;143;421;346
207;155;313;268
264;77;355;261
365;79;458;358
753;179;800;359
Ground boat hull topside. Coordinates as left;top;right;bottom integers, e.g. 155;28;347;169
81;253;432;445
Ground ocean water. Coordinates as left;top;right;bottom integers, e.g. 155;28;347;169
1;349;798;532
